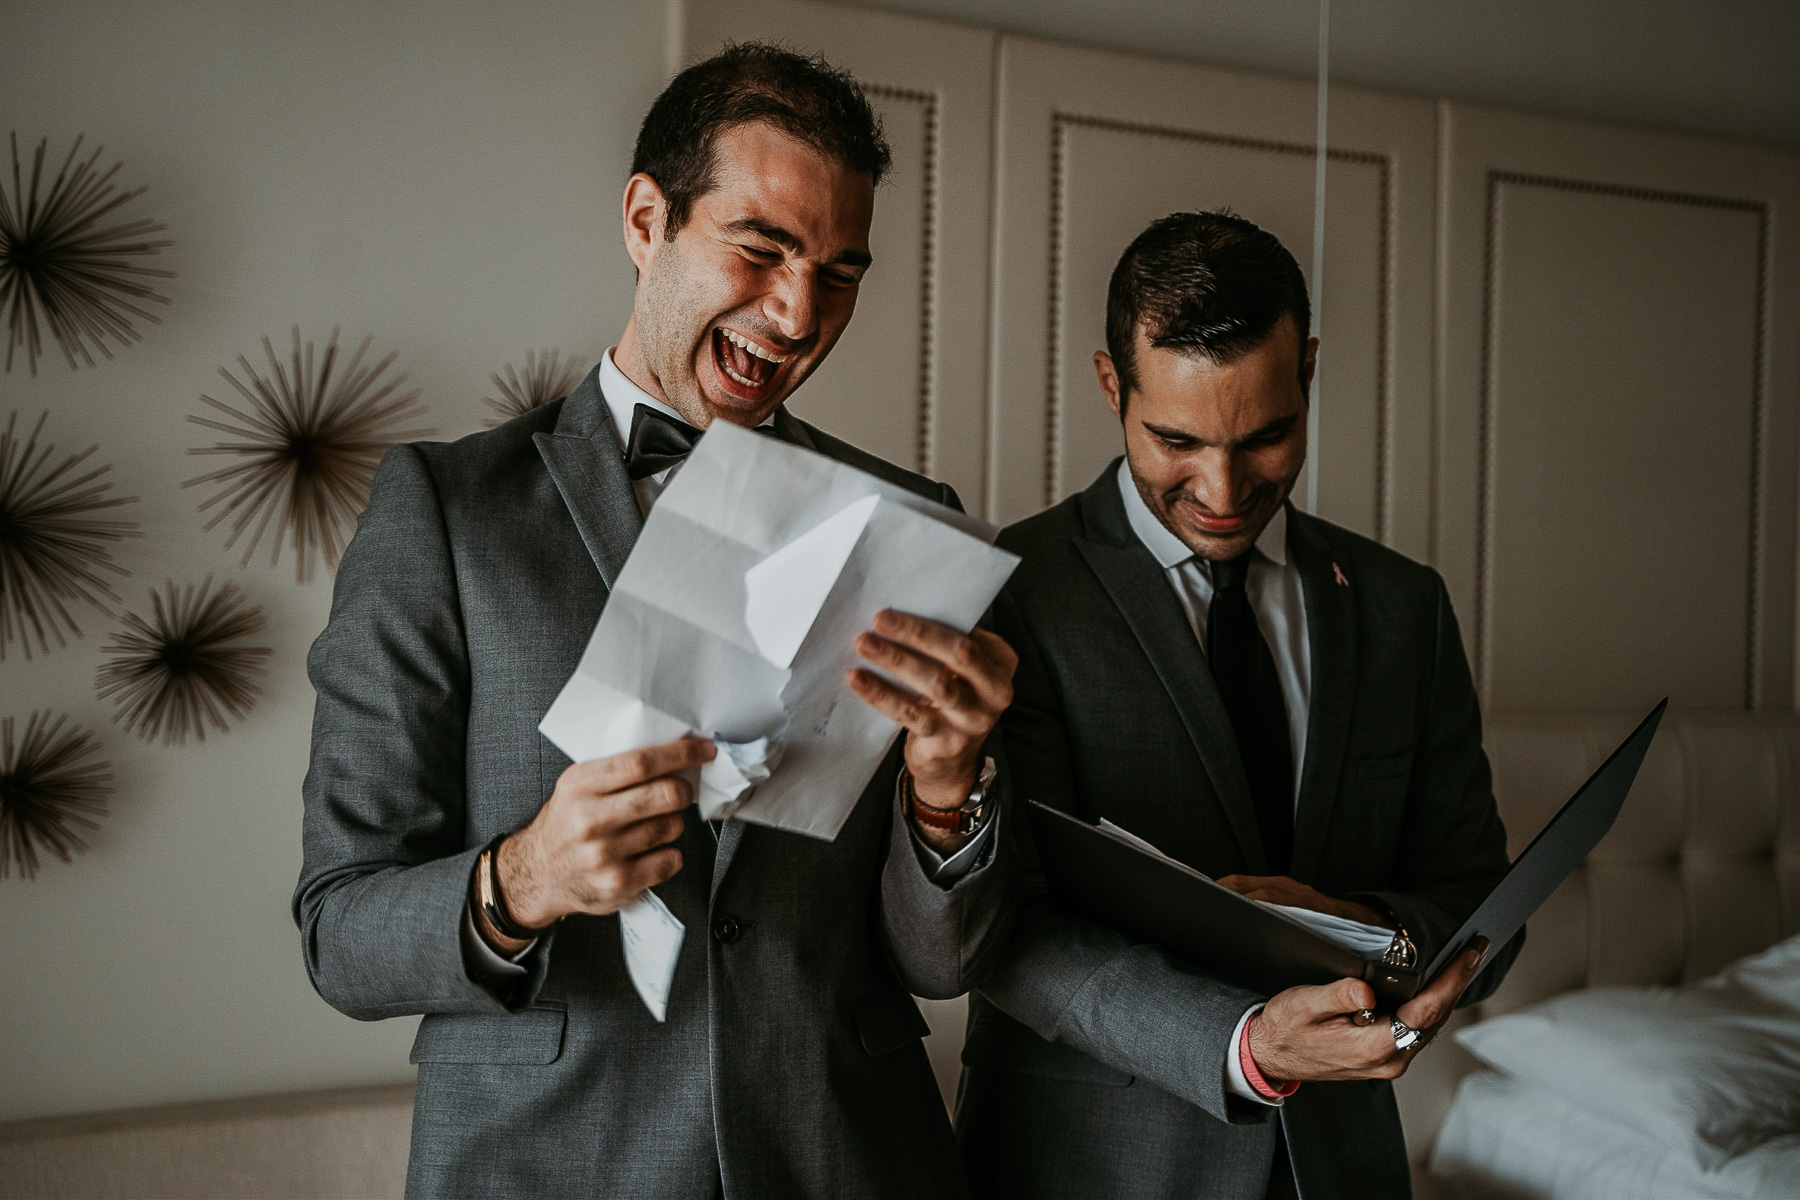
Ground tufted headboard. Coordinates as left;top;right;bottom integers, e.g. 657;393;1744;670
1396;709;1800;1161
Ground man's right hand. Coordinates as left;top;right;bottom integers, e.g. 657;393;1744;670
1245;939;1490;1084
487;738;716;941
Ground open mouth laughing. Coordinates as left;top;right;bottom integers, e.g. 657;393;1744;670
711;326;791;392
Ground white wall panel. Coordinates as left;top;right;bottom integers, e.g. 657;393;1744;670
1435;103;1800;711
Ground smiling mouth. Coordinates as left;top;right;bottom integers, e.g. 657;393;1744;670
712;327;790;390
1176;491;1268;536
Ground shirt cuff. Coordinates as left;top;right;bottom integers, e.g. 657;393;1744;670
1225;1004;1300;1105
898;774;999;887
462;900;534;978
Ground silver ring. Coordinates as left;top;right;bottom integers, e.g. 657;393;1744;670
1390;1016;1421;1051
1350;1008;1376;1027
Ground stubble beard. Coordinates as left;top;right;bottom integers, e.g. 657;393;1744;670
1131;461;1289;564
633;237;713;429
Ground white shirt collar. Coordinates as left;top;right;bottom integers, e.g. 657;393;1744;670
1115;458;1289;570
596;346;778;451
598;347;682;452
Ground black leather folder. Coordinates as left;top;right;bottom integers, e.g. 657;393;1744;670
1027;698;1668;1009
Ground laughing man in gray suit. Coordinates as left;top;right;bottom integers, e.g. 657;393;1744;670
294;46;1018;1199
955;212;1519;1199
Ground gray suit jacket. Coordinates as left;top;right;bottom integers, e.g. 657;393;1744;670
954;463;1519;1200
293;370;1016;1199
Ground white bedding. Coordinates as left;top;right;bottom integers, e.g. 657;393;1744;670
1430;1071;1800;1200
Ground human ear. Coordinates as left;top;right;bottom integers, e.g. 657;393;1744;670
1302;336;1320;394
622;174;667;273
1095;350;1124;420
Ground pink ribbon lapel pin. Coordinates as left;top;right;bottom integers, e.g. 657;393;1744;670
1332;562;1350;587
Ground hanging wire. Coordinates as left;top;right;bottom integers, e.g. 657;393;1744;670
1305;0;1330;512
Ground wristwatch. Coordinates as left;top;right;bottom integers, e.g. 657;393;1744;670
904;757;998;836
475;833;541;942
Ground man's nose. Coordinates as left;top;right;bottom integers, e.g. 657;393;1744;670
1191;449;1248;514
764;267;818;343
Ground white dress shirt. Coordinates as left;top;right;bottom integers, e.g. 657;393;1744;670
1115;460;1310;793
466;351;992;975
1116;460;1312;1106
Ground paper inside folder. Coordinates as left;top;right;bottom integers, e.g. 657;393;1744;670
1097;819;1392;958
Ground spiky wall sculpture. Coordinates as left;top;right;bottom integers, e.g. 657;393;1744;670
483;348;587;427
0;133;174;375
0;710;113;880
96;578;272;745
184;326;434;581
0;410;141;660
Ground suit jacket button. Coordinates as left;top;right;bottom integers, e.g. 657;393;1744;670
712;915;743;943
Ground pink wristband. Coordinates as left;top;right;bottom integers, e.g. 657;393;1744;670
1240;1015;1300;1100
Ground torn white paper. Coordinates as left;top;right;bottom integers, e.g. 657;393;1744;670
617;889;684;1023
540;420;1019;839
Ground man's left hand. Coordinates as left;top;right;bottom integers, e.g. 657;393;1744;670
1216;874;1391;930
849;609;1017;852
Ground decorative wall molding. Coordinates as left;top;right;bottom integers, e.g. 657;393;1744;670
1474;170;1770;703
1042;112;1394;534
865;84;941;476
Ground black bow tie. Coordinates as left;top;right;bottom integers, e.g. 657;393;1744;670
625;404;702;480
624;403;782;479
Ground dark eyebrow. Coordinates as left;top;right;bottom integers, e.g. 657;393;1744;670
1142;413;1298;445
721;217;872;269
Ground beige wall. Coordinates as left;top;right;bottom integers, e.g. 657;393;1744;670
0;0;666;1122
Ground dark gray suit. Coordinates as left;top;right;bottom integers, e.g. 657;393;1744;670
293;370;1015;1198
955;463;1518;1199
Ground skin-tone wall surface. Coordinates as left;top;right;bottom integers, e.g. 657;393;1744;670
0;0;666;1122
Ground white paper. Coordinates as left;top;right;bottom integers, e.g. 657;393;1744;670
540;420;1019;839
617;890;685;1022
538;422;1019;1019
1096;819;1394;958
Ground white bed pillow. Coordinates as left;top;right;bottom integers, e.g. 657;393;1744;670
1456;977;1800;1167
1699;934;1800;1013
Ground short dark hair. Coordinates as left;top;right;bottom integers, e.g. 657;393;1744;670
1105;210;1311;403
632;42;892;234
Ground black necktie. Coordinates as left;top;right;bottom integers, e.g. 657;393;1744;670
1206;553;1295;874
624;403;781;479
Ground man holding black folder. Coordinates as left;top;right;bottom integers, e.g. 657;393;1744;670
956;211;1519;1199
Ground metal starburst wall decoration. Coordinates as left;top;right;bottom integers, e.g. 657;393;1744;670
0;710;113;880
96;577;272;746
0;410;142;660
184;327;435;581
483;347;587;427
0;133;175;374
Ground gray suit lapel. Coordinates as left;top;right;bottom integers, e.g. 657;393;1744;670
1286;507;1357;880
532;370;642;589
1073;474;1269;872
